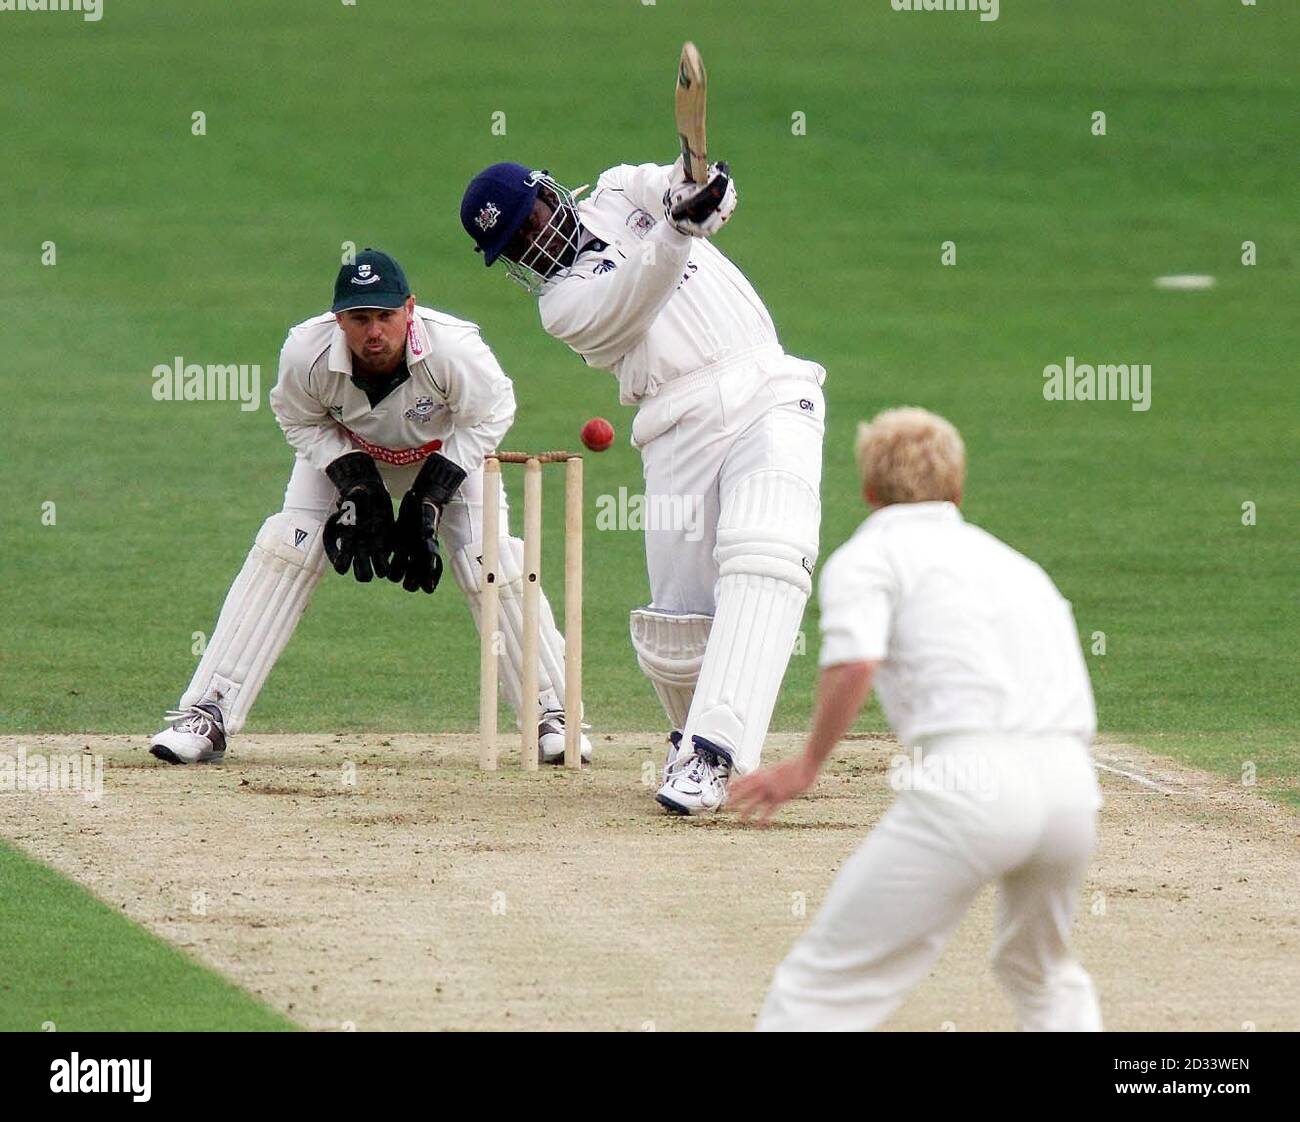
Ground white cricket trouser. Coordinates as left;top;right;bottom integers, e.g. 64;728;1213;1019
631;344;825;773
632;344;825;615
757;733;1104;1032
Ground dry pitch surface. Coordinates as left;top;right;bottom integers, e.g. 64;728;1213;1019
1;732;1295;1032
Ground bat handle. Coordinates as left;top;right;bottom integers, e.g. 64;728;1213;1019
679;137;697;183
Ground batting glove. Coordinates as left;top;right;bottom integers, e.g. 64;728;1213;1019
664;160;737;237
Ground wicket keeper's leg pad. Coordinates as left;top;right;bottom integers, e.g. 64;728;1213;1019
629;609;713;730
451;538;568;719
179;512;328;736
684;470;820;774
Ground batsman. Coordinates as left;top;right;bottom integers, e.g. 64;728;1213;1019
459;45;826;814
149;249;589;765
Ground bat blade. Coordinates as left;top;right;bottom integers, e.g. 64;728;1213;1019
675;41;708;183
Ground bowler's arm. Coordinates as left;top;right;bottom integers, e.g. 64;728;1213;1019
728;661;878;825
803;660;880;771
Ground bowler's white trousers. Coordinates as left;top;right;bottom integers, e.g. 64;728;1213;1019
757;733;1104;1031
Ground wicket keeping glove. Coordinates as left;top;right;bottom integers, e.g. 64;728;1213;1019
388;453;467;594
323;452;395;583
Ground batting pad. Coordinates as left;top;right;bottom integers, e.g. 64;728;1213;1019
685;470;820;774
451;538;568;721
179;511;328;736
629;608;713;730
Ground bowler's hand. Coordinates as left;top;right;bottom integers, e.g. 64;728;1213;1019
729;756;819;826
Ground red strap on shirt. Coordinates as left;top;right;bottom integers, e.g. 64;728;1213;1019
343;428;444;466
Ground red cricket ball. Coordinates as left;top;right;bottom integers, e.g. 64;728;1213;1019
580;417;615;452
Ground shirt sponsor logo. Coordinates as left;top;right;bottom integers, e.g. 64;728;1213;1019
403;395;438;422
476;202;502;231
799;398;815;413
593;259;617;275
627;208;655;237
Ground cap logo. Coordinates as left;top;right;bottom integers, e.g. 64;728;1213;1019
476;202;502;231
351;264;381;286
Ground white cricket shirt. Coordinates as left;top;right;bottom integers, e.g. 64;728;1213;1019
269;306;515;475
819;502;1097;745
539;163;778;403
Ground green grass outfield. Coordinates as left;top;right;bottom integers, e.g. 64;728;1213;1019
0;842;292;1031
1;0;1296;807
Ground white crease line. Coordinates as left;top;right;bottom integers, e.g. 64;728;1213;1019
1094;755;1179;796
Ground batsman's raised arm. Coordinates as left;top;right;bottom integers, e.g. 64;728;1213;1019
536;161;736;364
538;214;692;365
598;160;676;215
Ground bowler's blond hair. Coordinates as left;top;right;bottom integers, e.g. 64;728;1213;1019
855;408;966;506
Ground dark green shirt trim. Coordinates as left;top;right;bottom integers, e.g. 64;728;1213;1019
351;364;411;409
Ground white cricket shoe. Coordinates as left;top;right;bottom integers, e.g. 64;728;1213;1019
538;709;593;765
656;737;732;815
150;702;227;764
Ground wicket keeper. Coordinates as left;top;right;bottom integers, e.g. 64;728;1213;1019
149;250;589;765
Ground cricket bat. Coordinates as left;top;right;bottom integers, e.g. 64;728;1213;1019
675;42;709;183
